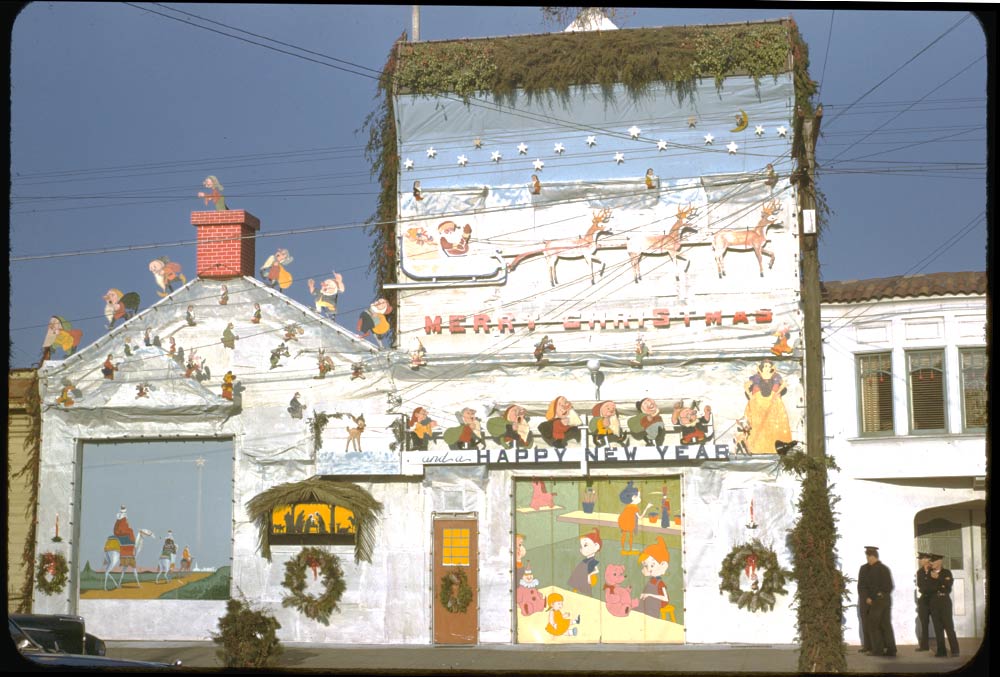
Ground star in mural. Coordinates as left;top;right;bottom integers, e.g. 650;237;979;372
403;158;414;170
628;125;641;139
491;150;503;163
704;133;715;145
586;135;597;147
532;158;545;171
754;125;766;137
554;142;565;154
776;126;788;138
727;141;739;154
457;154;469;167
688;116;697;128
613;151;625;165
426;147;437;159
473;137;483;149
517;142;529;155
656;139;668;151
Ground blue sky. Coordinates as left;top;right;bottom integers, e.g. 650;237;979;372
9;6;988;369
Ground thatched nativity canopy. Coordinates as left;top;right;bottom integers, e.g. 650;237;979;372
246;477;383;563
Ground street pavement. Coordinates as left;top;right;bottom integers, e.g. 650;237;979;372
103;637;984;673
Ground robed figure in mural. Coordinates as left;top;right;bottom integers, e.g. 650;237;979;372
742;359;792;454
113;505;135;546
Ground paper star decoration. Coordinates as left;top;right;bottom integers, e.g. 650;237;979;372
754;125;765;137
776;126;788;138
613;152;625;165
426;147;437;159
517;142;529;155
586;135;597;147
727;141;739;154
491;150;503;163
403;158;414;170
473;137;483;149
656;139;668;151
554;142;565;154
628;125;642;139
533;158;545;171
457;155;469;167
704;133;715;145
688;116;698;128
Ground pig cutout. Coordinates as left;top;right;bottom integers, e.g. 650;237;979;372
604;564;639;617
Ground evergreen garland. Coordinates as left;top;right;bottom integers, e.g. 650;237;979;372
281;547;346;626
36;552;69;596
718;539;790;612
14;372;41;612
438;569;474;614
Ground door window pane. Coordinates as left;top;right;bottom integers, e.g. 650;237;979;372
916;517;963;569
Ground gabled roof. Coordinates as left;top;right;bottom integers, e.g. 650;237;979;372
820;271;987;304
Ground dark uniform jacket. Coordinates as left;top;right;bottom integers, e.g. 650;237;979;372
930;568;955;598
858;561;894;602
916;567;935;601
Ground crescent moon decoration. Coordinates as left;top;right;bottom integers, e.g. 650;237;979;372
730;110;749;133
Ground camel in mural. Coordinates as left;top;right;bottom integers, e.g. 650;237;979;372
712;199;783;278
103;528;153;590
625;204;699;283
507;208;613;286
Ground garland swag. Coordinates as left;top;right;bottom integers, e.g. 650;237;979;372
718;539;791;613
36;552;69;596
281;547;346;626
438;569;473;614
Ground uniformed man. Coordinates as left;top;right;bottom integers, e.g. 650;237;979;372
928;553;960;658
858;546;897;657
915;552;934;651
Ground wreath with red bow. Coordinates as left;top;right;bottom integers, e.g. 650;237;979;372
36;551;69;596
281;547;345;625
718;539;791;612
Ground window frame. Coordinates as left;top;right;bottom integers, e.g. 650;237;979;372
855;350;895;437
906;348;948;434
959;346;987;432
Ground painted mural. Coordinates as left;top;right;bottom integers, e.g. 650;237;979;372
78;441;232;600
514;477;684;644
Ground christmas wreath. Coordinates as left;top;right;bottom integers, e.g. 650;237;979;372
281;547;346;625
718;538;791;612
438;569;473;614
37;551;69;596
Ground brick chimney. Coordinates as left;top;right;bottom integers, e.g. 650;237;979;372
191;210;260;279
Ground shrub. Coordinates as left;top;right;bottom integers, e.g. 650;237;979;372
212;596;283;668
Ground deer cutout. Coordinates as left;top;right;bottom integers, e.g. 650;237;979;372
712;199;783;278
507;208;613;286
345;414;366;453
625;204;698;283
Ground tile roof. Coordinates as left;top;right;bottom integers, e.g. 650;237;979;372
821;271;987;304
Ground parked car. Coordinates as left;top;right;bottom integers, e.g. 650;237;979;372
10;613;105;655
10;616;182;669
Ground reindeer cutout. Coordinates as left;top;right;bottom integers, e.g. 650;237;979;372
345;414;366;453
507;208;613;286
713;199;783;278
626;204;698;283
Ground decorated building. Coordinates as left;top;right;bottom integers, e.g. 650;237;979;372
31;16;822;646
820;272;987;646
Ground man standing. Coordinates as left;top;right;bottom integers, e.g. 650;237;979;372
928;554;960;658
915;552;934;651
858;546;897;657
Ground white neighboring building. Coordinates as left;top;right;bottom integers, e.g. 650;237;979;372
821;271;987;646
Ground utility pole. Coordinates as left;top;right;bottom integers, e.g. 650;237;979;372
797;105;825;459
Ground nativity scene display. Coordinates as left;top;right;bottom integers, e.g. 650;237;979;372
268;502;357;546
513;477;684;644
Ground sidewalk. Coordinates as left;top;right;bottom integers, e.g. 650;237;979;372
106;638;983;673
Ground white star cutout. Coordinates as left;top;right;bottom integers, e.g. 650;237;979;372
727;141;739;154
613;152;625;165
776;126;788;138
754;125;765;137
457;155;468;167
426;147;437;159
628;125;641;139
586;135;597;147
473;137;483;149
491;150;503;163
517;142;529;155
533;158;545;171
688;116;697;128
704;133;715;145
403;158;414;170
656;139;668;151
554;142;565;155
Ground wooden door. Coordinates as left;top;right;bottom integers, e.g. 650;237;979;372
432;517;478;644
